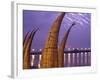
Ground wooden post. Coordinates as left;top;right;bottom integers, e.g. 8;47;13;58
76;48;79;66
83;51;85;66
72;53;75;66
79;51;82;66
64;52;68;67
74;52;77;66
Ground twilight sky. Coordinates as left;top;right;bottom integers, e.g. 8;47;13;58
23;10;91;51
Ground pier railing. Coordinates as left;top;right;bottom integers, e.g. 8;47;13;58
30;48;91;68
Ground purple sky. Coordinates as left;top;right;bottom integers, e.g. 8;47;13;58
23;10;91;51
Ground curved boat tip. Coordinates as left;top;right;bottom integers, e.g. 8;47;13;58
58;22;76;67
23;28;39;69
40;12;65;68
